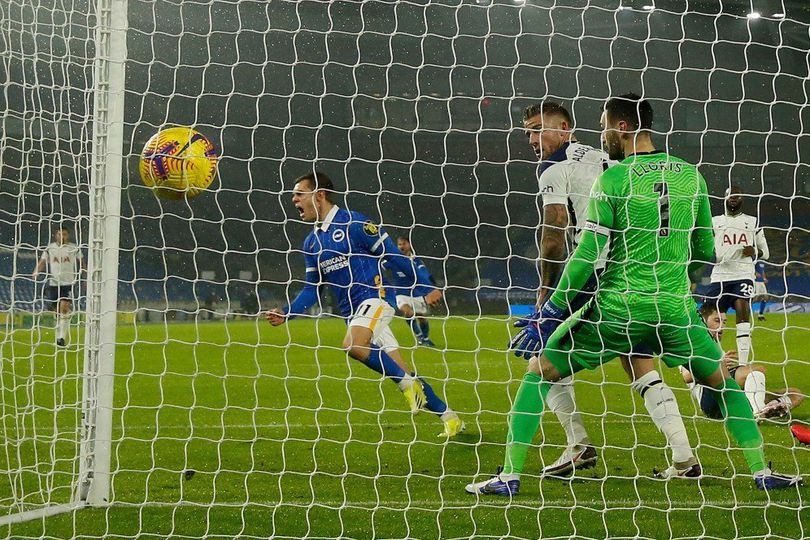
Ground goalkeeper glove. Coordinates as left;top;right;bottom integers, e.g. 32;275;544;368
509;300;568;360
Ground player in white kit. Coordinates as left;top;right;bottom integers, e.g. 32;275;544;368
506;102;697;479
680;302;803;421
707;187;769;365
32;227;84;346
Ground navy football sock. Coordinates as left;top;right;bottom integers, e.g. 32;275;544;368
365;346;406;384
419;319;430;339
417;376;448;415
409;318;423;339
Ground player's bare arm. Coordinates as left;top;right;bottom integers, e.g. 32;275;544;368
538;203;568;306
32;258;46;279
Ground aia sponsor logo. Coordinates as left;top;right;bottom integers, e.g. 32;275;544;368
722;233;749;246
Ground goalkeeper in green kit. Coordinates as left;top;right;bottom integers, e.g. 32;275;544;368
466;94;802;495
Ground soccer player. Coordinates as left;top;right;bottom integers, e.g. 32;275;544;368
467;93;800;494
707;186;769;364
32;226;84;347
265;172;464;438
384;235;437;347
754;261;769;321
508;102;696;478
681;302;803;421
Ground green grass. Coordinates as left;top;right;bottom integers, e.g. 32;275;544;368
0;313;808;538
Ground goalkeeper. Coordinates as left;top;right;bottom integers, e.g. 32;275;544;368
467;94;801;494
507;101;697;480
266;172;463;438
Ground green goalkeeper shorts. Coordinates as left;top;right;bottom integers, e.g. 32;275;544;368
544;300;723;379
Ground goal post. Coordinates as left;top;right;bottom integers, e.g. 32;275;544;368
77;0;128;508
0;0;126;525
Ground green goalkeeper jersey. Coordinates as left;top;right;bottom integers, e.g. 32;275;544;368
551;151;715;321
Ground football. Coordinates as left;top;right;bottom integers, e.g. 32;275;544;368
139;127;218;199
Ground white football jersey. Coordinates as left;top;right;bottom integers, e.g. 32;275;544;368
538;142;613;270
40;242;82;286
710;213;769;283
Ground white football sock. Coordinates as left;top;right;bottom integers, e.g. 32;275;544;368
736;322;752;365
743;370;767;413
545;377;589;448
56;313;70;341
632;371;693;464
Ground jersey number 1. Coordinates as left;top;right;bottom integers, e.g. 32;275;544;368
654;182;670;237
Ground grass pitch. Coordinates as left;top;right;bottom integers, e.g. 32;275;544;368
0;313;808;538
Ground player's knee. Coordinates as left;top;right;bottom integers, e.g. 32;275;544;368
528;355;563;383
753;365;767;374
401;305;414;318
618;356;634;378
346;344;370;361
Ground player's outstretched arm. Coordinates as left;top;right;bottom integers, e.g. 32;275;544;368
269;253;321;325
549;226;607;312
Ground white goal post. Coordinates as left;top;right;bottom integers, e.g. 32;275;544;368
77;0;127;510
0;0;126;524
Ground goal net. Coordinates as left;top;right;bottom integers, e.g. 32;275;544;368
0;0;807;537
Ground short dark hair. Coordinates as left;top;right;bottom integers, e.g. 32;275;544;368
396;234;410;243
294;171;335;202
523;101;572;126
699;301;718;319
54;226;70;234
604;93;653;131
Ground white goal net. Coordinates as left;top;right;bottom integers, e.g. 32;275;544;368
0;0;807;537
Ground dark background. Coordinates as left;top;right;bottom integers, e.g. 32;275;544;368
1;0;808;315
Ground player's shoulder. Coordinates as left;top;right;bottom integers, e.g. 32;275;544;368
347;209;379;228
560;143;608;169
566;142;601;159
346;210;383;238
596;159;628;188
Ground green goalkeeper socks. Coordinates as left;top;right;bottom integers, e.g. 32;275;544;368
502;371;550;476
713;378;767;474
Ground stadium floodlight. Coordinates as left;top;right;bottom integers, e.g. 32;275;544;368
747;11;762;19
773;12;786;18
642;5;655;11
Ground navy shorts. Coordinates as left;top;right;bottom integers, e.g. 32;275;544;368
46;285;74;307
705;280;754;313
699;367;740;420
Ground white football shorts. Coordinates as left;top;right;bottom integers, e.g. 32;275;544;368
348;298;399;352
395;294;429;315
